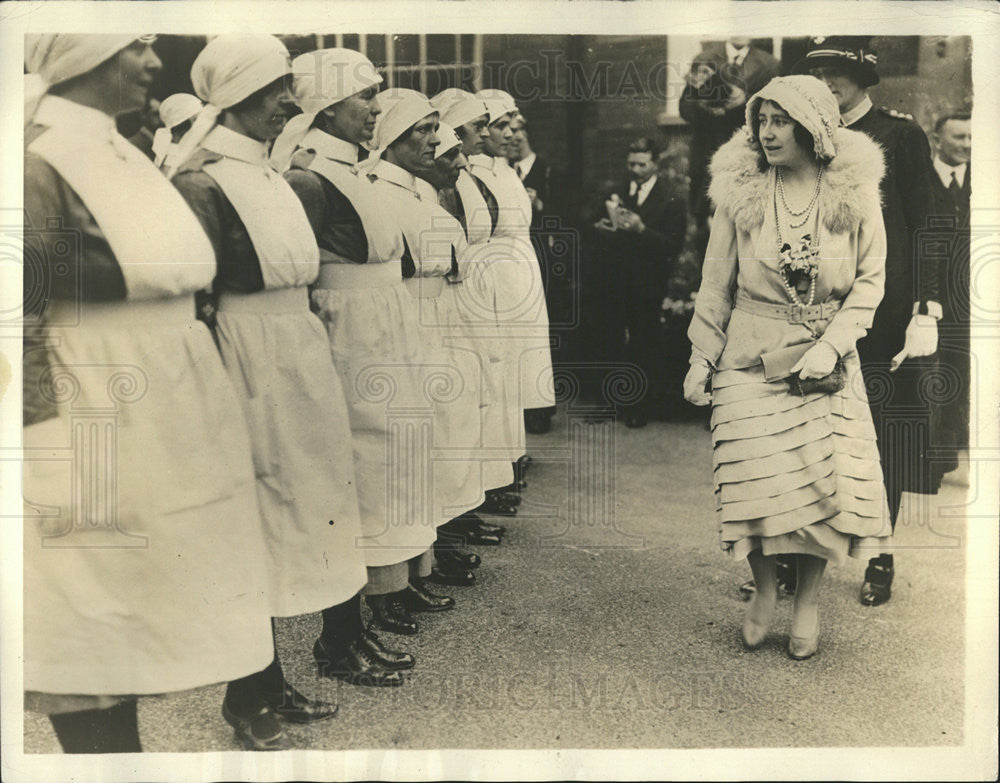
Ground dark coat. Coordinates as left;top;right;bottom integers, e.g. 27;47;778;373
930;162;972;456
929;162;971;326
609;176;688;302
850;106;939;362
850;105;941;497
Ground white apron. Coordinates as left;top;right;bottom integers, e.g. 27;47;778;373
468;154;555;411
23;97;273;695
371;161;485;524
297;129;437;567
197;126;367;616
451;170;522;483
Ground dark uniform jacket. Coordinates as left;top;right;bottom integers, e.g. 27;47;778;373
929;161;971;327
930;161;971;456
849;105;939;364
849;105;940;496
171;149;268;295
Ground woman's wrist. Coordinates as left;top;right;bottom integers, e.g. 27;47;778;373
689;347;715;369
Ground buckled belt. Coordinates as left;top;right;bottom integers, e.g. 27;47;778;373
735;290;842;324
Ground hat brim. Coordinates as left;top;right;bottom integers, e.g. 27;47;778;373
793;54;879;87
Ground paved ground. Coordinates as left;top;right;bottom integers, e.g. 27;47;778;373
24;411;968;752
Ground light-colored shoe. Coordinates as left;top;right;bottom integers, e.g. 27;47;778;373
741;594;776;650
787;606;820;660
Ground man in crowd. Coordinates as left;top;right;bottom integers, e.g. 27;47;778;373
929;112;972;484
592;136;687;428
800;35;940;607
679;37;778;256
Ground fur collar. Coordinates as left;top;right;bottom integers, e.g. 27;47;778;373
708;126;885;234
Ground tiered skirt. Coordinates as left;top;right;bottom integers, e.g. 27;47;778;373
710;351;892;565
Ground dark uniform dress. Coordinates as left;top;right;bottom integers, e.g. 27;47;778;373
848;105;942;513
929;162;971;475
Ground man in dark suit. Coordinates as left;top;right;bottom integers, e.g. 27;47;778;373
679;38;778;256
799;35;941;607
929;113;972;482
593;136;687;428
508;113;567;433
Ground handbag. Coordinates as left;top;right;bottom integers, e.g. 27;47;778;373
760;341;846;396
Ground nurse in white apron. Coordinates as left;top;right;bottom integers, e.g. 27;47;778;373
167;35;391;749
272;49;440;638
431;89;524;524
22;34;273;753
365;95;489;588
471;90;556;423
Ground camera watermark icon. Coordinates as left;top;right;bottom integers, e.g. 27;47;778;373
16;362;150;548
2;211;82;329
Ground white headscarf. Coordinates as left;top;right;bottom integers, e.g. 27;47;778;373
163;35;290;176
269;48;382;172
160;92;204;129
152;93;203;166
430;88;489;130
361;88;437;170
745;75;840;161
476;88;517;124
434;121;461;159
24;34;138;123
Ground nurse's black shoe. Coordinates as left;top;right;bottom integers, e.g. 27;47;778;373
478;494;517;518
313;636;404;686
403;580;456;612
361;629;415;670
449;513;506;537
366;593;420;635
259;682;338;724
222;700;290;751
435;541;481;570
425;565;476;587
468;516;506;536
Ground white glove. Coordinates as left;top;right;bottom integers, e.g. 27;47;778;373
890;314;938;372
791;341;839;380
683;360;713;406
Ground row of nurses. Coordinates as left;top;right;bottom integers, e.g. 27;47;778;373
22;35;555;756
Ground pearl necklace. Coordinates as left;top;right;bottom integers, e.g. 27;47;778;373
777;166;823;229
774;188;820;308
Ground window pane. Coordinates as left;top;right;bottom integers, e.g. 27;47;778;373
455;63;478;92
460;34;476;63
426;34;456;65
390;68;420;90
366;35;386;65
422;67;460;96
393;34;421;66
